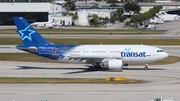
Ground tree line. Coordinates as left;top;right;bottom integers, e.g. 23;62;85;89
1;0;161;26
62;1;142;26
130;6;163;23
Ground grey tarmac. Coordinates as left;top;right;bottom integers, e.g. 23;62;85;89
0;61;180;101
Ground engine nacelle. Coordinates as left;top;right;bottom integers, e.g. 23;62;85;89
103;59;123;71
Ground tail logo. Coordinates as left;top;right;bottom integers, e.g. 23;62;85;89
18;25;35;41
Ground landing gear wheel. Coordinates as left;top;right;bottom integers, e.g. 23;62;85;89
89;63;102;71
144;64;148;70
144;67;148;70
97;65;102;69
93;67;97;71
88;67;97;71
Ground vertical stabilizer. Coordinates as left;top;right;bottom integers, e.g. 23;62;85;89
13;17;52;45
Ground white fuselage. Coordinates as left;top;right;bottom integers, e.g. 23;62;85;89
60;45;168;64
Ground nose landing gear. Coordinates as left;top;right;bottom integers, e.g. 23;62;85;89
144;64;148;70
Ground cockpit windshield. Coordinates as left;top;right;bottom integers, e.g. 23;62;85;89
157;50;164;52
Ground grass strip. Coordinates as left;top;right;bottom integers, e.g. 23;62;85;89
0;77;143;84
0;53;179;65
0;38;180;45
0;29;166;34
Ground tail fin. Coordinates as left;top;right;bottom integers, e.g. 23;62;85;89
13;17;52;45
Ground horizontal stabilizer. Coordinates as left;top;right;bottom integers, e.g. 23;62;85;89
16;46;38;53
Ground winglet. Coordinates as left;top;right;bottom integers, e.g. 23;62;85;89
13;17;52;45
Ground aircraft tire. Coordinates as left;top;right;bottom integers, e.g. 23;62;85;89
93;67;97;71
144;67;148;70
97;65;102;69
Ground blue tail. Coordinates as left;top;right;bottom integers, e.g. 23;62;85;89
13;17;52;45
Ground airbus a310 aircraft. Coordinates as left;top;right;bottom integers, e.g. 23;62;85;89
13;17;169;71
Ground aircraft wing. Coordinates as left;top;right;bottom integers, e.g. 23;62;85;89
66;56;122;63
67;55;122;59
67;57;104;63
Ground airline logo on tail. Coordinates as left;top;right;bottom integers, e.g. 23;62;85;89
18;25;35;41
13;17;52;45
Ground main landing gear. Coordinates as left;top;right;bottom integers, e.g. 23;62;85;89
144;64;148;70
88;64;102;71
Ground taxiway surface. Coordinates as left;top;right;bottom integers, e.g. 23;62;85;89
0;61;180;101
1;44;179;101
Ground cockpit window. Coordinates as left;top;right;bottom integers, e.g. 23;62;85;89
157;50;164;52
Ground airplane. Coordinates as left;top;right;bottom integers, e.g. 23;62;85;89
159;15;176;22
31;19;55;28
156;11;180;22
160;11;180;20
31;19;63;29
150;17;164;24
13;17;169;71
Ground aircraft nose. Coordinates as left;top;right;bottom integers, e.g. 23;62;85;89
163;52;169;58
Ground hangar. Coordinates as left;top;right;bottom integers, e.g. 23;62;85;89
0;2;63;25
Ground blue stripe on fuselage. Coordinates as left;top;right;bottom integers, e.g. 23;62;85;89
38;44;78;59
17;44;78;60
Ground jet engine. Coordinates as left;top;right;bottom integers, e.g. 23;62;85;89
103;59;123;71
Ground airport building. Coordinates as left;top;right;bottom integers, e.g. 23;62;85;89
0;2;72;26
70;9;115;26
